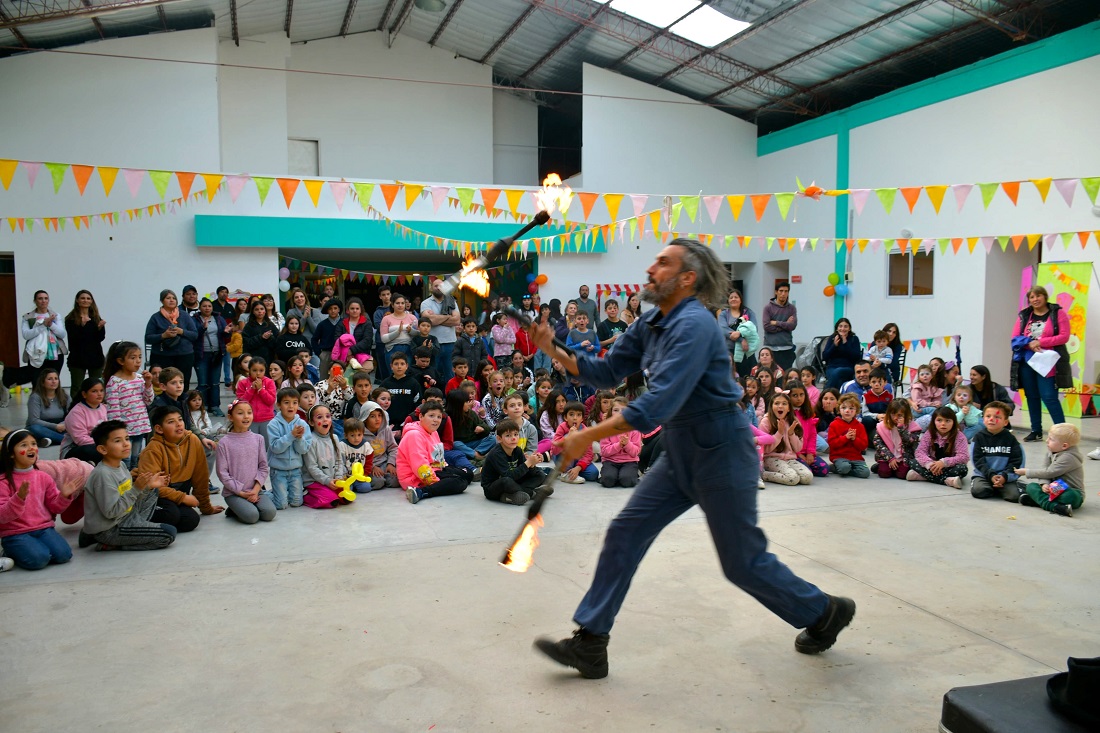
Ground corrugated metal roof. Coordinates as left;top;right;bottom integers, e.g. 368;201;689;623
1;0;1096;132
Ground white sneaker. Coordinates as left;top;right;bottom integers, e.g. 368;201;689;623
0;557;14;572
757;478;766;490
1088;447;1100;460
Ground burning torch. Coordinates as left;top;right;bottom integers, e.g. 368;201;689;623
500;466;560;572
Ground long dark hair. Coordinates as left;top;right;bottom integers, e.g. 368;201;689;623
929;405;960;453
68;377;105;415
725;288;748;318
32;368;68;411
969;364;994;405
475;359;494;398
445;389;475;429
282;315;302;336
104;341;141;380
2;429;38;490
883;322;902;357
785;381;814;420
65;289;102;326
536;388;567;435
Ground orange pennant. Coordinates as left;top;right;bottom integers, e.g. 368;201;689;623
1001;181;1020;205
303;179;325;207
504;189;524;217
71;164;95;195
201;173;224;203
749;194;770;222
951;238;963;253
603;193;623;223
576;192;599;221
98;166;119;197
924;185;947;214
176;172;196;199
727;195;745;221
276;178;300;207
1079;231;1091;248
379;184;400;210
1011;235;1024;251
480;188;501;212
899;187;922;213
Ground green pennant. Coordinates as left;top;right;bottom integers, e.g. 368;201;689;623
26;219;33;233
774;192;795;221
59;217;66;231
875;188;897;214
1061;231;1074;249
766;237;775;250
45;162;68;193
679;195;699;222
997;235;1010;251
352;182;374;210
977;182;999;209
148;170;171;199
628;217;638;240
456;187;476;213
723;235;733;248
937;238;949;254
883;238;896;253
253;177;274;205
808;238;818;251
669;202;683;230
1081;177;1100;205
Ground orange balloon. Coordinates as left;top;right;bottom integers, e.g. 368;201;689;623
823;285;835;297
535;274;548;285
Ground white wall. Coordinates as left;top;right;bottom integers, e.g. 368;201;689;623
219;33;292;174
492;91;539;186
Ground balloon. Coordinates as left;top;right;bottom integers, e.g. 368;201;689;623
823;285;835;297
279;267;290;280
278;280;290;292
528;282;539;294
827;272;840;286
835;284;849;297
535;274;548;285
526;273;537;283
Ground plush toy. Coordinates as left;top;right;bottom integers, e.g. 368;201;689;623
332;461;371;502
416;465;439;485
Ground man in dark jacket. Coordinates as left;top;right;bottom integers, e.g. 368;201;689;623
762;281;798;371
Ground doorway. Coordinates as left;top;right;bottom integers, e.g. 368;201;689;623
0;254;17;366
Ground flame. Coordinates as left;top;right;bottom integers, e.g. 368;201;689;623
534;173;572;216
455;254;492;297
500;514;543;573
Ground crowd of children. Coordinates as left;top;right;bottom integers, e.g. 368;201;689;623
0;288;1090;574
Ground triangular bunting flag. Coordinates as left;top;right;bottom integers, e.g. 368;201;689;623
303;179;324;207
276;178;300;208
23;161;42;189
577;192;599;221
774;192;795;221
0;159;16;190
628;217;638;241
329;181;349;210
702;195;722;224
630;194;648;217
123;168;145;197
480;188;501;212
380;184;401;210
951;183;972;212
201;173;224;203
45;162;68;193
253;177;274;205
924;185;947;214
403;184;424;209
966;237;978;253
727;194;746;221
1011;235;1024;251
95;166;119;197
175;171;196;199
1081;177;1100;205
1053;178;1077;207
899;186;922;213
875;188;897;214
428;186;449;212
1026;233;1041;250
680;195;699;223
849;188;871;216
505;189;524;217
977;182;999;209
749;194;770;222
1001;181;1020;206
649;210;661;235
937;238;949;254
669;202;682;230
604;193;624;223
352;182;374;210
70;164;94;195
1060;232;1074;249
149;170;171;199
1079;231;1091;248
1029;177;1052;202
455;187;475;213
981;236;995;253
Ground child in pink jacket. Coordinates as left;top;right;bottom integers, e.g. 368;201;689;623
398;400;472;504
0;429;79;570
598;397;642;488
236;356;277;448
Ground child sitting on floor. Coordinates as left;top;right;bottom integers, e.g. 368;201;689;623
481;418;546;506
788;382;828;477
139;405;225;530
947;384;982;440
266;388;312;509
399;400;472;504
827;393;869;478
909;406;969;489
1017;423;1084;517
759;392;812;486
362;401;400;489
969;401;1024;502
301;405;351;509
598;398;641;488
216;401;276;524
873;399;920;480
0;429;79;570
338;418;374;493
551;401;599;484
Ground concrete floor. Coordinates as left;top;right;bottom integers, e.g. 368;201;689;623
2;389;1098;733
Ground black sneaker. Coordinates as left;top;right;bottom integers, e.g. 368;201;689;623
1024;432;1042;442
795;595;856;655
78;530;97;548
1019;493;1038;507
534;629;610;679
1053;504;1073;517
501;491;529;506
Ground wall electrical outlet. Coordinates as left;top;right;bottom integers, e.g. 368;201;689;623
845;272;854;283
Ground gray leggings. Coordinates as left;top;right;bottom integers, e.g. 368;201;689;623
224;492;277;524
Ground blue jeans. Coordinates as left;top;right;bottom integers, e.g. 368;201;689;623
573;406;827;635
533;350;551;373
825;366;854;390
270;467;304;508
127;434;146;470
1018;361;1064;433
222;351;233;385
28;424;65;445
832;458;871;478
454;435;497;458
962;423;983;441
436;342;455;383
195;351;222;411
557;459;599;482
444;448;473;471
1;527;72;570
351;480;372;493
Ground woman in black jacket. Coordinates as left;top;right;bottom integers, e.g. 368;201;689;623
242;299;278;365
192;298;230;415
64;289;106;402
822;317;862;389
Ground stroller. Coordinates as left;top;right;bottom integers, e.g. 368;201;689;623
793;336;830;388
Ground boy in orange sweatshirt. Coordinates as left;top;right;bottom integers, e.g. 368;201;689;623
138;405;225;530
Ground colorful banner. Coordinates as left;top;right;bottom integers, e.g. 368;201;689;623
279;255;524;287
1034;262;1090;416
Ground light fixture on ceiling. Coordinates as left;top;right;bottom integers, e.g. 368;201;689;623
414;0;447;11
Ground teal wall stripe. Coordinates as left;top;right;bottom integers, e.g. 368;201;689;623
834;119;850;323
757;20;1100;157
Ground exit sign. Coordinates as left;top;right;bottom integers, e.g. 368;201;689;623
790;275;802;284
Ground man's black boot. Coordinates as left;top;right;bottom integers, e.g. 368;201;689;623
795;595;856;654
534;628;610;679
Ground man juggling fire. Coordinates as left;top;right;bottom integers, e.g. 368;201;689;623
527;238;856;680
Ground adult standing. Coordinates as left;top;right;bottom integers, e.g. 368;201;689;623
623;293;642;323
241;300;278;365
882;323;903;386
192;298;230;416
145;289;198;391
261;294;285;333
479;296;500;330
15;291;68;386
379;294;419;367
1010;285;1071;442
420;278;460;383
762;281;798;371
214;286;238;387
718;289;759;376
318;283;336;311
822;318;862;389
286;287;323;370
63;290;106;402
530;239;853;679
372;286;394;380
574;285;598;326
180;285;201;318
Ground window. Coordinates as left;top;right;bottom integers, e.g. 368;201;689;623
888;252;934;297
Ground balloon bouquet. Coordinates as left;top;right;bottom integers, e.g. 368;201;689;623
822;272;850;299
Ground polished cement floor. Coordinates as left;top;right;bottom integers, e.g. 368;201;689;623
1;389;1097;733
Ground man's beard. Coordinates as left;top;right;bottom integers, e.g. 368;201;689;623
639;278;677;304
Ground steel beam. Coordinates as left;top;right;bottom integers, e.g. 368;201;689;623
156;3;167;31
79;0;106;37
284;0;293;37
478;4;536;64
941;0;1031;40
0;0;191;30
375;0;397;32
517;1;610;83
0;4;29;47
229;0;238;45
606;1;708;72
340;0;360;36
428;0;464;46
387;0;414;44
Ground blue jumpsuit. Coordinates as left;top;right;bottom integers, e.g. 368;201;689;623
571;296;828;634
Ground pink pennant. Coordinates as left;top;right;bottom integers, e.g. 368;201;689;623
981;236;994;254
329;181;350;211
1053;178;1077;207
870;238;882;253
430;186;450;212
1043;233;1057;250
702;195;723;224
227;175;250;203
23;161;42;189
630;194;648;217
849;188;871;216
951;184;973;212
921;238;934;254
123;169;145;197
798;238;807;251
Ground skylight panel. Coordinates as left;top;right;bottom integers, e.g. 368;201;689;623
609;0;701;29
671;5;751;47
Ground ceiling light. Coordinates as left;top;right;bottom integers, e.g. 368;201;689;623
670;5;750;47
414;0;447;12
609;0;700;29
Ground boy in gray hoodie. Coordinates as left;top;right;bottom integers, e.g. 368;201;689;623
361;400;400;488
1017;423;1085;517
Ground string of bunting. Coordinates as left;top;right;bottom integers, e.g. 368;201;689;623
280;255;524;286
1048;264;1090;293
3;159;1098;224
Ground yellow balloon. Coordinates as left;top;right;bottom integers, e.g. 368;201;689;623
333;461;371;502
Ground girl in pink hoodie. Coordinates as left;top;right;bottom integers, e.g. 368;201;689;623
235;356;277;447
398;400;472;504
598;398;642;488
788;383;828;477
759;393;813;486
